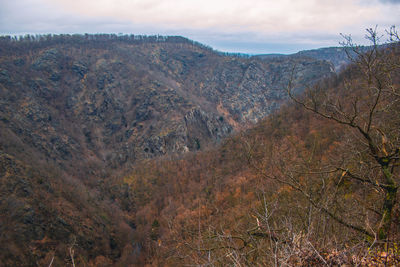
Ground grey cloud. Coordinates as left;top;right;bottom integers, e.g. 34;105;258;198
0;0;392;54
378;0;400;4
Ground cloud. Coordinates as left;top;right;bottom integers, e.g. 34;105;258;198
45;0;378;34
39;0;398;43
1;0;399;53
378;0;400;4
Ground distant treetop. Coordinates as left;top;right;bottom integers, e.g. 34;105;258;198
0;33;253;58
0;33;216;52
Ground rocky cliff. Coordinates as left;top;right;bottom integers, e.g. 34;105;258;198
0;35;334;173
0;34;336;265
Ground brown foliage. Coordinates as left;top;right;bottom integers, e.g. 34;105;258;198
118;30;400;266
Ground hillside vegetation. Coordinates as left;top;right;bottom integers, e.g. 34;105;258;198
0;34;332;173
119;31;400;266
0;34;333;266
0;31;398;266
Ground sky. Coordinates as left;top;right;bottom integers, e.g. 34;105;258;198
0;0;399;54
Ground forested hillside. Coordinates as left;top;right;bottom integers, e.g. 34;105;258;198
118;32;400;266
0;34;333;173
0;34;333;266
256;45;372;71
0;31;398;266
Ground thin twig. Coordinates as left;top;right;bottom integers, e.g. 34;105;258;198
48;256;54;267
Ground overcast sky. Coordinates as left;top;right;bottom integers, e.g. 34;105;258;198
0;0;399;54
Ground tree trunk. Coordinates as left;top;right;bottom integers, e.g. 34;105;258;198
378;165;398;240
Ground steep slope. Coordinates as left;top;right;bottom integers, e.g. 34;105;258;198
0;151;135;266
0;35;333;174
120;42;400;266
0;34;337;265
293;46;350;70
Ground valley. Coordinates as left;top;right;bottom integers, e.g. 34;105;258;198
0;34;398;266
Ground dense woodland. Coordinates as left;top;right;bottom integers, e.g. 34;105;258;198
0;34;251;59
0;29;399;266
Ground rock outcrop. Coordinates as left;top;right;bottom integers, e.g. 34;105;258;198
0;35;334;173
0;34;336;265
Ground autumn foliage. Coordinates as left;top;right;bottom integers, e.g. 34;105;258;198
0;30;399;266
120;31;400;266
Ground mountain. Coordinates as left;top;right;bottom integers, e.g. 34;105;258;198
293;47;350;70
0;34;338;265
256;46;372;71
118;41;400;266
0;35;334;173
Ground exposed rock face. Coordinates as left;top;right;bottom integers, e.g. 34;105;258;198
0;35;334;174
293;47;351;71
0;35;337;265
184;108;232;150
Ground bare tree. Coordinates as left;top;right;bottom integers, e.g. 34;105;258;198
287;27;400;241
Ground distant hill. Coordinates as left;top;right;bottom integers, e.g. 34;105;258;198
256;46;372;71
293;47;351;70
